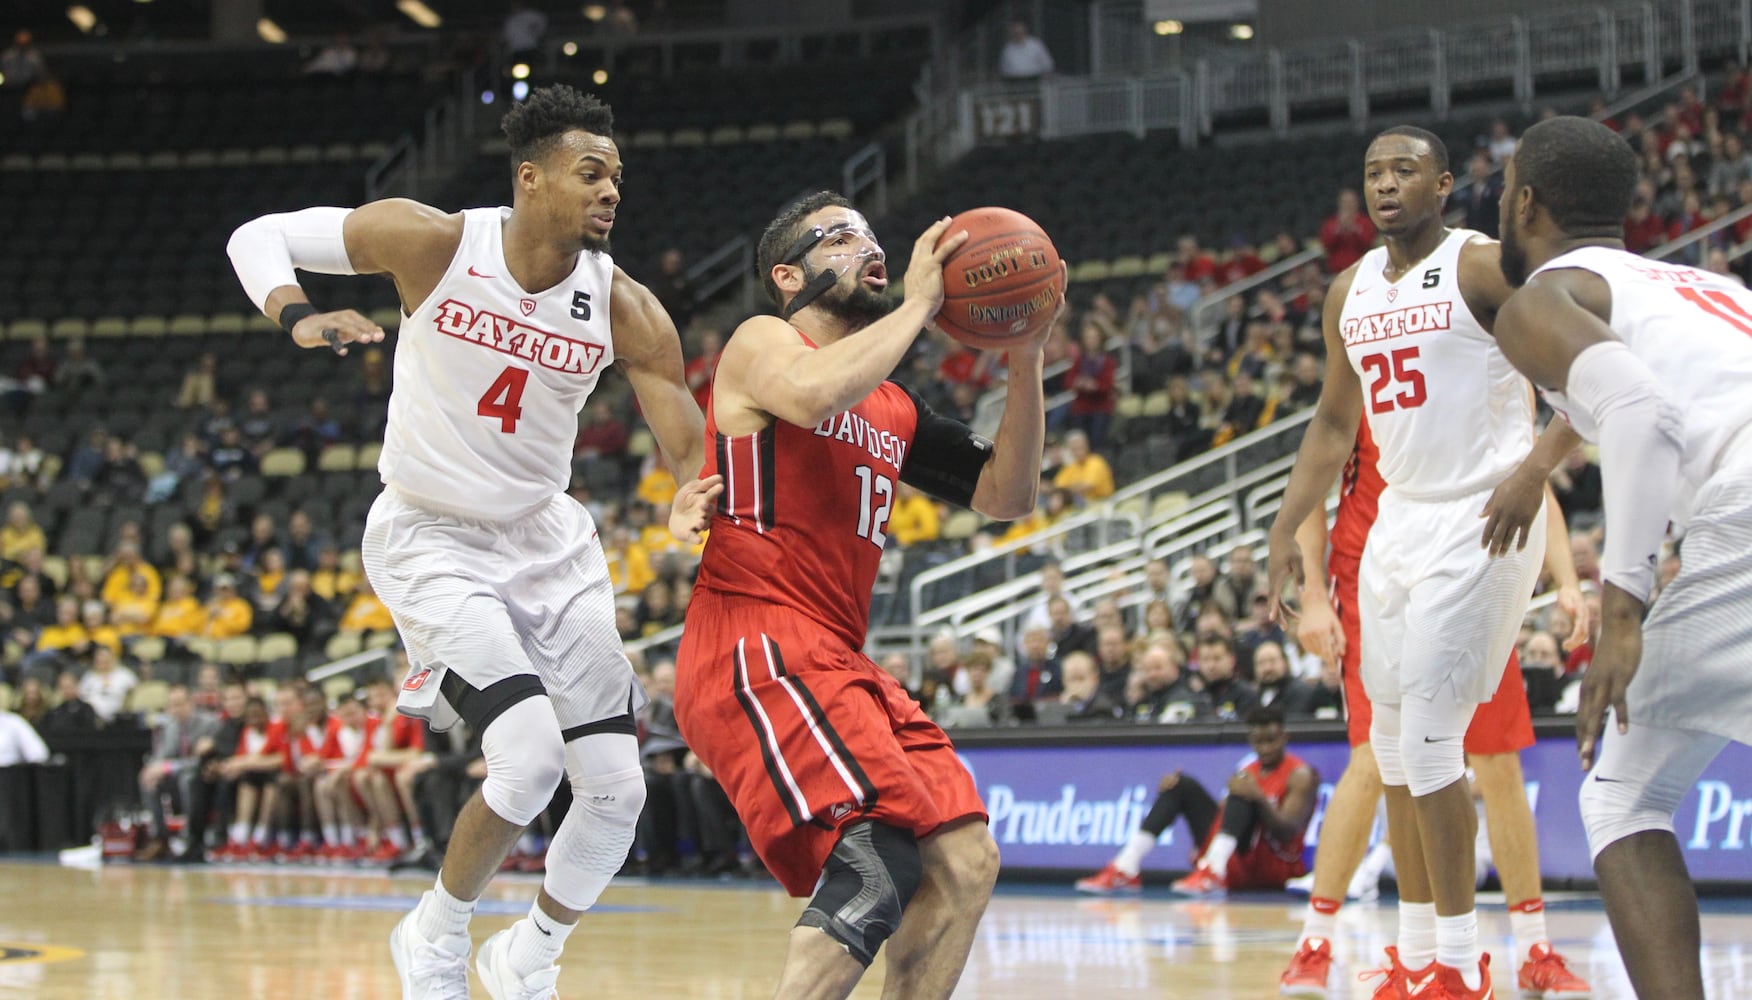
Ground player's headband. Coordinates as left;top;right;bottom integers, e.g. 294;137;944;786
778;211;885;319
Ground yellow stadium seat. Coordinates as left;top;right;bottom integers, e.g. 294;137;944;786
1149;491;1192;523
184;638;217;662
941;510;984;541
206;313;247;335
131;680;169;714
89;316;129;338
1069;260;1111;283
0;683;12;711
317;445;357;472
322;676;356;704
40;556;68;588
744;123;780;143
1115;395;1145;420
353;443;382;471
818;118;854;139
217;637;258;666
365;631;399;650
255;633;298;663
138;452;165;478
1113;495;1149;524
260;449;306;477
1108;256;1148;278
254;678;279;700
182;150;217;167
669;128;707;147
168;315;207;336
781;121;817;139
325;632;364;661
369;307;402;330
1146;251;1174;273
7;319;46;340
627;430;654;458
1141;391;1171;417
131;636;167;663
707;125;745;145
50;317;89;339
128;316;167;337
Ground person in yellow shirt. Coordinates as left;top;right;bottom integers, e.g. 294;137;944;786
1052;429;1115;501
602;526;655;595
635;462;679;506
34;595;89;654
203;576;255;639
0;501;46;562
339;577;395;633
888;484;941;547
101;543;163;608
999;487;1074;545
108;572;160;637
310;546;360;602
151;576;208;639
80;600;123;655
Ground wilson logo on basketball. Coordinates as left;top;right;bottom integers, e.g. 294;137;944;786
433;298;608;375
1340;302;1452;347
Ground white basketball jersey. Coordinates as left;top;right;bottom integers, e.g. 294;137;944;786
380;207;616;519
1530;247;1752;528
1339;229;1532;499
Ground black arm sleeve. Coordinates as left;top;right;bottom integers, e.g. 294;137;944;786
891;380;994;509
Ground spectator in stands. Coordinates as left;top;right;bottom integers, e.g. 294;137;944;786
39;671;97;734
650;248;695;331
1022;560;1078;632
11;677;49;730
282;511;324;573
108;571;159;639
102;541;162;610
606;0;640;35
999;20;1055;80
1485;118;1518;163
635;458;679;507
602;525;654;596
310;546;358;603
1319;189;1375;274
1136;600;1173;641
1706;246;1746;285
1211;545;1260;623
79;645;136;724
269;570;336;655
1194;633;1258;722
1520;630;1569;716
1570;532;1602;588
1094;624;1132;705
685;329;724;412
1068;322;1118;447
190;663;222;714
80;601;122;656
0;501;44;562
1251;640;1317;716
501;1;547;59
285;398;341;467
208;426;258;482
136;684;220;860
1057;651;1122;722
998;486;1071;547
1046;595;1096;660
304;33;359;75
27;595;89;673
925;632;964;701
54;338;102;394
246;548;289;619
337;575;392;638
887;483;941;548
238;389;279;457
202;575;253;639
1460;150;1503;238
151;575;206;641
1052;430;1114;502
1235;590;1287;665
1128;641;1210;723
6;335;54;414
2;433;44;490
0;702;48;766
0;30;46;91
240;514;280;573
1173;554;1216;633
947;650;1005;726
637;659;691;874
634;579;681;637
1547;444;1602;525
969;627;1016;697
175;354;218;410
1009;626;1062;707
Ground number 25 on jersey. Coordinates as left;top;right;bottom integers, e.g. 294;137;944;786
478;366;529;433
1359;346;1427;414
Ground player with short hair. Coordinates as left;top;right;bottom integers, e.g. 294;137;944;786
673;192;1055;1000
227;84;717;999
1075;705;1317;896
1494;114;1752;1000
1268;125;1577;999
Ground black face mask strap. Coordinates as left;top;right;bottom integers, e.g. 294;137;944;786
777;224;839;321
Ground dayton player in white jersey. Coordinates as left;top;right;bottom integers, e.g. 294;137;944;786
227;85;718;1000
1496;116;1752;1000
1268;127;1584;998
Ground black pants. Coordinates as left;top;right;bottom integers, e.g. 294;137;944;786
413;766;482;853
1139;776;1262;849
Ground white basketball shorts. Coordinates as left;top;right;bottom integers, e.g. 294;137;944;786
361;487;642;734
1358;484;1544;706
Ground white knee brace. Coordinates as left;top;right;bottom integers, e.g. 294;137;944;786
1399;694;1474;798
1577;725;1722;862
543;733;646;912
1370;703;1407;788
479;696;567;827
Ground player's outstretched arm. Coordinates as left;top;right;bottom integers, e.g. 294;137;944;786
968;263;1068;521
227;198;458;354
1266;267;1365;623
609;267;706;482
715;219;969;431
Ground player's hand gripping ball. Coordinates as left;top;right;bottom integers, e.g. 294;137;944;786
934;207;1065;350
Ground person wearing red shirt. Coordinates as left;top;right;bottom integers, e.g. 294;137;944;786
357;677;428;862
1068;321;1118;447
1623;193;1668;253
684;328;724;411
1319;189;1376;274
1176;234;1218;282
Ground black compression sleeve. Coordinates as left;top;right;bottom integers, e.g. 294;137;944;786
892;380;993;509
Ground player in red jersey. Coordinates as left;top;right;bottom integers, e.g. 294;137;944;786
1076;702;1317;897
1279;418;1595;997
673;192;1054;1000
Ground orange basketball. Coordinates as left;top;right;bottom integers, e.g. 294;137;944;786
934;207;1065;351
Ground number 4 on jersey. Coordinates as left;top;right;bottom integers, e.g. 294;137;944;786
478;366;529;433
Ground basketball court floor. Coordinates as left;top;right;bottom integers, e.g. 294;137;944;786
3;858;1750;998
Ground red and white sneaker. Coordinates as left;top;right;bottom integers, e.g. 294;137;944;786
214;841;250;863
1168;866;1226;898
1280;936;1334;996
1359;946;1423;1000
1518;943;1591;997
1074;863;1142;895
1408;955;1492;999
366;841;402;866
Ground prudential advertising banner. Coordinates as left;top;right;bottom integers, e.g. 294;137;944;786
957;736;1752;882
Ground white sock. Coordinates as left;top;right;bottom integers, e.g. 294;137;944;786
1113;830;1157;876
386;827;408;850
1299;896;1341;947
339;823;354;844
1201;832;1239;874
415;874;477;941
1510;902;1548;964
228;822;248;845
321;823;340;844
506;900;575;976
409;824;425;844
1436;911;1481;989
251;824;270;845
1398;900;1438;970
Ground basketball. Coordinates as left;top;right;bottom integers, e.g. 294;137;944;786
935;207;1065;350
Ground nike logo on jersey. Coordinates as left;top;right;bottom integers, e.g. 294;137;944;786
433;298;608;376
467;265;497;279
1592;774;1627;783
1353;286;1372;296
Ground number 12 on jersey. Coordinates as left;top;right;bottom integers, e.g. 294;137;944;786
478;366;529;433
1359;346;1428;414
853;466;894;548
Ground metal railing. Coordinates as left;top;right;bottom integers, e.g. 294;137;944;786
843;143;889;218
684;235;757;312
1647;203;1752;262
525;13;941;78
365;69;483;202
1189;244;1325;336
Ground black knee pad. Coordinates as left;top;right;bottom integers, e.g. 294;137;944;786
797;822;922;967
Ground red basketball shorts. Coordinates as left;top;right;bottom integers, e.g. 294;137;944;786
1331;555;1533;756
673;593;986;897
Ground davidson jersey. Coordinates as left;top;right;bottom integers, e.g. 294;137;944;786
1339;229;1533;499
380;207;616;518
695;348;928;651
1529;247;1752;528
